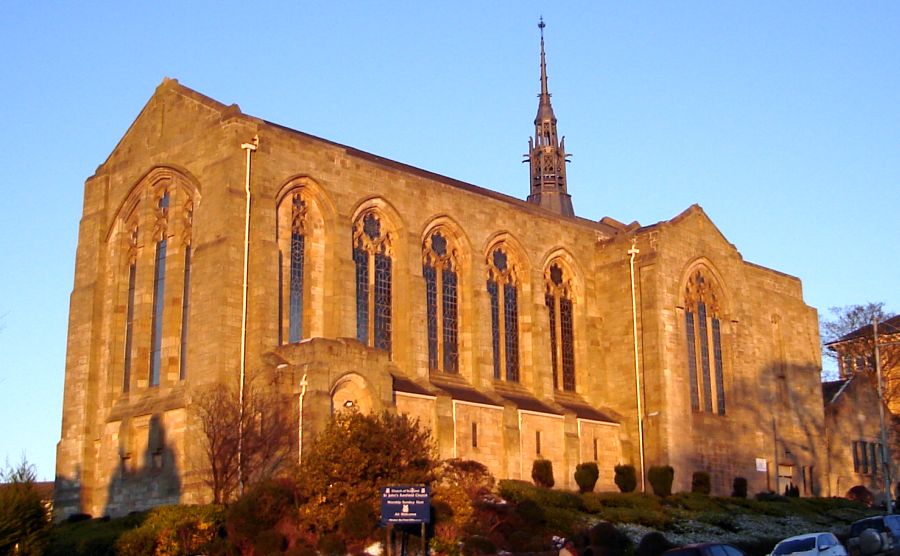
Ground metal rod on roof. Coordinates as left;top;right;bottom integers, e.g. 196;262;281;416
874;317;893;513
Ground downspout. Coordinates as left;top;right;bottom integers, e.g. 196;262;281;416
628;237;645;492
298;373;308;464
238;135;258;493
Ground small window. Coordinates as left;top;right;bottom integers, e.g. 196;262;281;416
535;431;542;456
471;422;478;448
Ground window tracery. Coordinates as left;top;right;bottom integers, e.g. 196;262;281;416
684;268;726;414
487;247;519;382
353;212;392;352
179;198;193;380
423;231;459;373
544;262;575;391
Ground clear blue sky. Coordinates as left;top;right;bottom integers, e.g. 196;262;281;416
1;2;898;480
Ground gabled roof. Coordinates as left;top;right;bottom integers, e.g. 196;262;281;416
827;314;900;347
822;378;851;404
121;78;623;238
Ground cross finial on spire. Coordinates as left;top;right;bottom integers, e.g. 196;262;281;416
538;16;545;38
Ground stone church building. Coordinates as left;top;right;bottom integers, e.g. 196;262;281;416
56;32;826;517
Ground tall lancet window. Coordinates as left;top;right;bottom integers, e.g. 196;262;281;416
179;199;193;380
353;212;392;352
423;231;459;373
487;247;519;382
149;191;169;387
684;268;726;415
123;223;138;392
545;262;575;391
278;193;307;344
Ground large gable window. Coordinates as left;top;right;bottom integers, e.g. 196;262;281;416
424;231;459;373
353;212;392;353
684;268;726;414
487;247;519;382
113;169;196;392
545;262;575;391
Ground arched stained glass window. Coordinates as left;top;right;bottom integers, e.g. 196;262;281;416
684;268;726;415
423;231;459;373
545;262;575;391
487;247;519;382
353;212;392;353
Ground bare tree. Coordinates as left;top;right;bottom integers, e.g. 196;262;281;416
194;376;294;504
821;302;894;361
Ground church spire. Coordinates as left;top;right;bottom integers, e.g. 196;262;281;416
526;18;574;217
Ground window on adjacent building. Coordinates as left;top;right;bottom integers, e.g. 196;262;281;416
471;422;478;448
353;212;392;353
535;430;542;456
424;231;459;373
487;247;519;382
684;268;726;414
545;262;575;391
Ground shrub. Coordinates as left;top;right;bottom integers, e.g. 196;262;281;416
847;485;873;506
115;505;224;556
731;476;748;498
588;521;632;556
690;471;711;495
463;535;497;555
317;533;346;556
226;479;296;549
532;459;555;488
498;480;583;509
514;499;546;527
614;465;637;493
636;531;674;556
575;462;600;493
298;410;437;535
647;466;674;497
340;500;376;541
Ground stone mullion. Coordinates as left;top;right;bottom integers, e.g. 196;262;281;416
554;292;563;388
435;264;444;371
367;249;375;347
497;277;507;379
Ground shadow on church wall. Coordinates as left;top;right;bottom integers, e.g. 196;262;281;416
672;360;830;497
104;414;181;517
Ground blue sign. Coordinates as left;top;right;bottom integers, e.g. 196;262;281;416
380;484;430;524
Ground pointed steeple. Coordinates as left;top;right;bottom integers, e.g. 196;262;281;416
526;18;574;217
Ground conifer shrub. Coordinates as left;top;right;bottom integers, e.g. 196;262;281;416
691;471;711;495
614;465;637;493
0;458;51;555
647;466;674;497
731;477;748;498
575;462;600;493
531;458;555;488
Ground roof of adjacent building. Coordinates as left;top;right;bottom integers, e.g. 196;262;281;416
827;314;900;347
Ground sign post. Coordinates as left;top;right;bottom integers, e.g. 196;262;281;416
381;485;430;556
